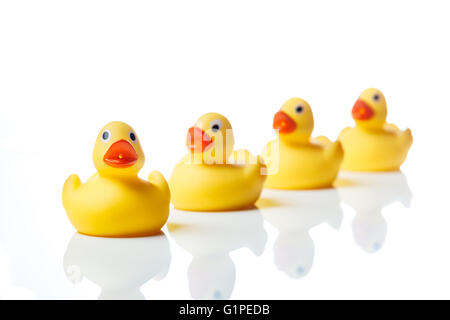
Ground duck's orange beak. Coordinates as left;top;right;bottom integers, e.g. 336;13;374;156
352;99;374;120
103;140;138;168
187;126;213;153
273;111;296;134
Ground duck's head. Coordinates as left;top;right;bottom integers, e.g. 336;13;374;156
93;121;145;176
273;98;314;144
352;88;387;130
186;113;234;164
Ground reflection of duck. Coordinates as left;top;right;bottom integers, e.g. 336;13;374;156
259;189;343;278
337;171;412;253
63;232;171;299
168;209;267;299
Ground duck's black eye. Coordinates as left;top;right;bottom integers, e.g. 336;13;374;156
373;94;380;101
210;119;222;132
295;106;303;113
129;132;136;142
101;130;110;142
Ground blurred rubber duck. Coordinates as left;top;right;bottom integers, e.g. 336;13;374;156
262;98;343;189
168;209;267;299
259;189;343;278
62;121;170;237
169;113;266;211
337;171;412;253
64;232;171;299
338;88;413;171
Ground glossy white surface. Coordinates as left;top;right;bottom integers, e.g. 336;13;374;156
1;156;448;299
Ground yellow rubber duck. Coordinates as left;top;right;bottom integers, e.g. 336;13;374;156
262;98;343;189
62;121;170;237
169;113;266;211
338;88;413;171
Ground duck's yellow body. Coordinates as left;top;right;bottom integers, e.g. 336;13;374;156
263;138;343;189
262;98;343;189
338;88;413;171
170;154;265;211
339;125;412;171
63;172;170;237
62;122;170;237
169;113;266;211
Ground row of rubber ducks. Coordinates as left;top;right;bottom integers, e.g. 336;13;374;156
62;88;413;237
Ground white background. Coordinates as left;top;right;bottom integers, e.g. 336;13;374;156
0;0;449;299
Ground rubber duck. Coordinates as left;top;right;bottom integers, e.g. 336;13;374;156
64;232;171;299
258;189;342;278
169;113;266;211
262;98;343;189
338;88;413;171
337;171;412;253
62;121;170;237
168;209;267;299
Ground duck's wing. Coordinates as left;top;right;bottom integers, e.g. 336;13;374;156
148;171;170;202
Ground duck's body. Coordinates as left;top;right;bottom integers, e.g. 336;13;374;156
263;138;343;189
262;98;343;190
63;172;170;237
170;158;264;211
339;124;412;171
338;88;412;171
62;121;170;237
169;113;266;211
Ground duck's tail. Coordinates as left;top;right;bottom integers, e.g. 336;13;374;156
234;150;267;181
148;171;171;203
253;155;267;181
313;135;332;145
230;149;252;165
400;128;413;149
62;174;82;209
337;126;352;140
324;140;344;162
